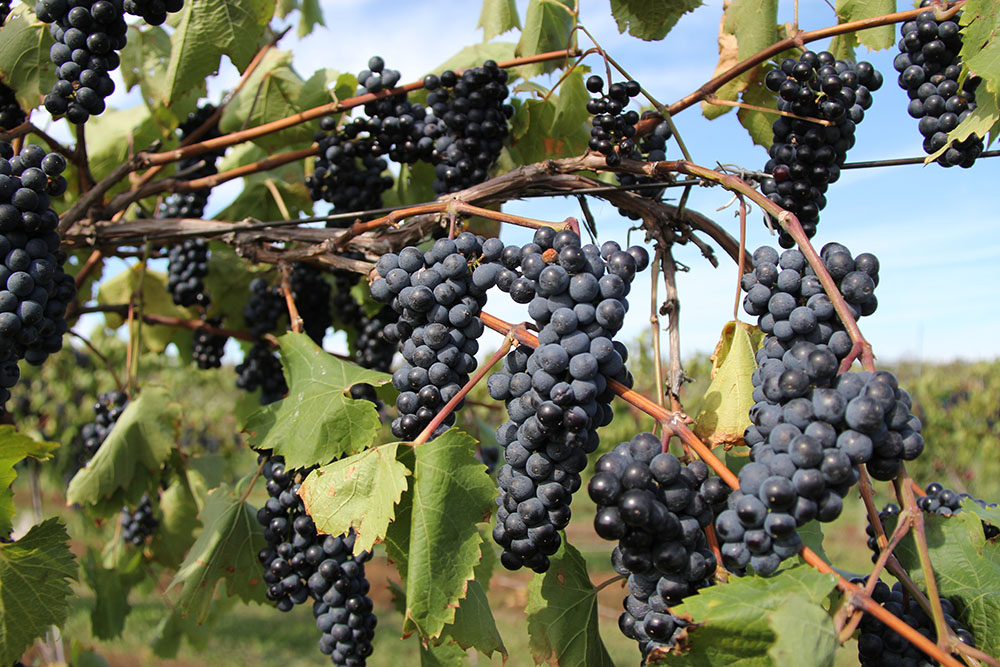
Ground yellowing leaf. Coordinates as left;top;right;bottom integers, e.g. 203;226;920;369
693;321;763;449
702;0;777;119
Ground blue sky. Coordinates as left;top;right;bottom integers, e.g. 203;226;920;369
71;0;1000;363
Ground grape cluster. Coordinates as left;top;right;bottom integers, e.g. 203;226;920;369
236;341;287;405
78;389;127;459
855;578;975;666
0;142;75;407
307;117;393;214
192;321;226;369
158;104;223;219
348;305;396;404
895;2;982;167
614;114;673;221
290;263;332;344
0;82;26;131
865;483;998;561
256;455;377;665
421;62;512;194
36;0;126;124
589;434;729;658
371;233;487;440
166;238;210;307
120;493;157;545
123;0;182;25
760;51;882;246
485;229;647;572
243;277;286;339
585;75;642;166
717;243;923;574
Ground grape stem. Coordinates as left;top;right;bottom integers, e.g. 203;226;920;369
74;122;94;193
411;326;520;447
479;308;963;667
279;263;303;335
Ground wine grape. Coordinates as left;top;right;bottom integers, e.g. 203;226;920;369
0;82;26;131
290;263;333;344
120;493;157;545
123;0;183;25
158;104;223;219
895;1;983;167
166;238;210;307
585;75;643;166
192;321;226;369
759;51;882;246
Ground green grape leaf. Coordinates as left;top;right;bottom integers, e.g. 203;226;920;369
0;519;76;666
478;0;521;41
242;333;390;469
737;70;779;148
0;5;57;111
299;443;410;555
384;430;496;640
446;579;506;658
891;508;1000;656
81;548;143;641
693;321;763;449
609;0;702;42
0;427;59;537
526;540;614;666
961;0;1000;96
149;472;202;569
66;388;179;515
96;264;197;353
515;0;576;78
163;0;275;105
150;597;234;658
420;640;468;666
119;25;174;104
381;161;438;210
549;67;592;156
702;0;777;118
167;484;267;622
297;0;325;37
220;50;314;152
298;68;349;113
506;98;557;165
661;564;838;665
834;0;895;51
216;143;314;221
76;105;167;189
797;521;829;565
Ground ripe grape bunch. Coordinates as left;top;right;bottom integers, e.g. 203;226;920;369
307;114;393;215
760;51;882;246
36;0;127;124
77;389;127;460
865;482;998;561
123;0;182;25
716;242;924;575
371;232;488;441
166;238;210;307
192;321;226;370
895;1;983;167
255;455;377;666
854;578;976;666
589;433;730;659
120;493;157;545
158;104;224;219
289;263;333;344
0;82;26;131
236;278;288;405
614;113;673;221
486;228;647;572
348;305;397;404
0;142;76;408
586;75;642;166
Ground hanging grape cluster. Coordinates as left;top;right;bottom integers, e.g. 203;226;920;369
120;493;157;545
236;278;288;405
76;389;127;466
714;242;924;575
158;104;224;219
585;75;642;166
0;142;75;409
166;238;210;307
485;229;647;573
370;232;488;441
192;321;226;370
895;1;983;167
614;113;673;221
123;0;182;25
854;578;976;666
590;434;730;658
289;263;333;344
760;51;882;246
0;82;26;131
256;455;377;665
36;0;126;124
